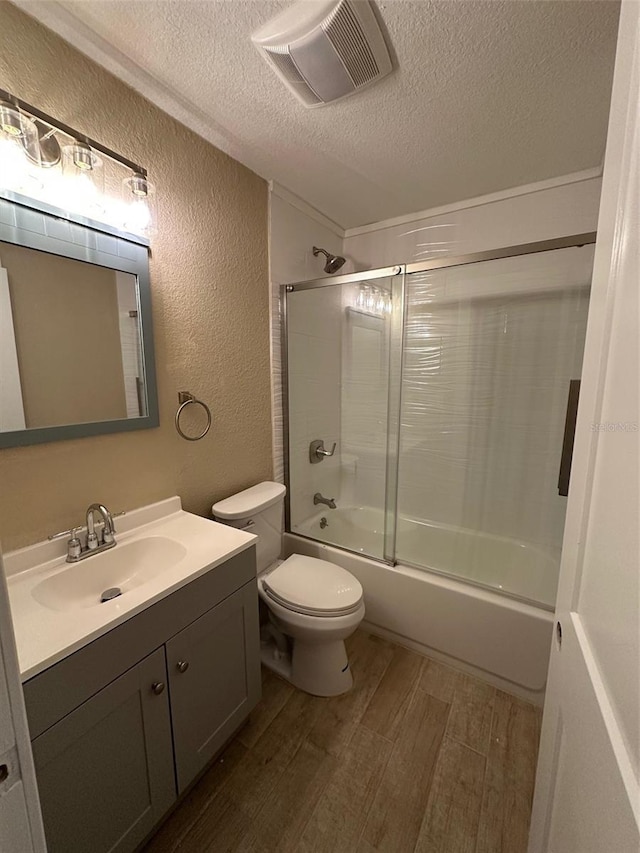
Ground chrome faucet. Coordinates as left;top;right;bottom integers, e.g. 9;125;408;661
86;504;115;550
314;492;337;509
49;504;124;562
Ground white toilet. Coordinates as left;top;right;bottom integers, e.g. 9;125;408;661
212;481;365;697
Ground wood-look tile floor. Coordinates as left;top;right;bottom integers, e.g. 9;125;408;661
144;630;542;853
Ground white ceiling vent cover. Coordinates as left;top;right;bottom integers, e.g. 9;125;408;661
251;0;393;108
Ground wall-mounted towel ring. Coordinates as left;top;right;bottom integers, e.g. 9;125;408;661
175;391;211;441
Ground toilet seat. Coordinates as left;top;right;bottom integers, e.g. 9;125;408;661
262;554;363;618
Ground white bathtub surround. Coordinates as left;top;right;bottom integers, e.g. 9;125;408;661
342;171;602;269
272;175;601;705
339;287;392;516
5;497;255;680
269;184;344;483
270;173;602;489
297;508;558;608
397;246;593;571
286;284;343;528
285;532;552;706
288;242;592;600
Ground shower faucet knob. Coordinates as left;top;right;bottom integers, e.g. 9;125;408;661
309;439;336;463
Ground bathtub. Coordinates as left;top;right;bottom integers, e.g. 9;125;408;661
287;507;555;704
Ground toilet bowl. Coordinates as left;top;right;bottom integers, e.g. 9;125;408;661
212;482;365;697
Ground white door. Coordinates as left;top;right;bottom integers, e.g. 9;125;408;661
528;2;640;850
0;552;46;853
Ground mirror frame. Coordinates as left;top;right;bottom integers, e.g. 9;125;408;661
0;190;159;448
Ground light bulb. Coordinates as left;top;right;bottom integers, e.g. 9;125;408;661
0;135;43;194
122;171;156;236
124;197;151;232
61;143;104;218
66;172;99;209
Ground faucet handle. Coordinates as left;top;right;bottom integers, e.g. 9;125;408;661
309;439;337;463
48;526;83;541
317;442;337;458
102;511;125;544
48;527;83;560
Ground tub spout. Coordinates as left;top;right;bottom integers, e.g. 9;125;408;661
314;492;337;509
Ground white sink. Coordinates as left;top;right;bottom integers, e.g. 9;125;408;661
31;536;188;612
4;496;257;680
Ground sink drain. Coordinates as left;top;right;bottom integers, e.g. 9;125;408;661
101;587;122;603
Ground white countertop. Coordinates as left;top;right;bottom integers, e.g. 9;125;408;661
4;497;256;681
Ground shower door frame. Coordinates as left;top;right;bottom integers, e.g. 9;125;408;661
280;231;597;575
280;263;405;565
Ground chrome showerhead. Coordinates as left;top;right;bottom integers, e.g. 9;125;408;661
313;246;346;274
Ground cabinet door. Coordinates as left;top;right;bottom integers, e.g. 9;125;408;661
166;581;261;792
32;647;175;853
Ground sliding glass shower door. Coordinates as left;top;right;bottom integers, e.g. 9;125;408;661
284;269;403;561
395;244;593;606
283;238;594;609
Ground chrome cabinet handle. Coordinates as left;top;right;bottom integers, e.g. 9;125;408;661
151;681;165;695
176;660;189;673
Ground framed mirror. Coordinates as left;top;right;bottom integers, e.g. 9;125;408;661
0;193;158;447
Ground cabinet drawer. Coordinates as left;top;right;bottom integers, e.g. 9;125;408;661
24;547;256;738
167;582;261;792
32;647;175;853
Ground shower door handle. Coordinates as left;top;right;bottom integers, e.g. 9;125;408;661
558;380;580;497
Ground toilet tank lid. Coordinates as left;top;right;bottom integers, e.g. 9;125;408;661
212;481;286;519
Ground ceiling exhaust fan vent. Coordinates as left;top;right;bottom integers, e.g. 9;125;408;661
323;1;379;87
252;0;393;108
262;46;323;104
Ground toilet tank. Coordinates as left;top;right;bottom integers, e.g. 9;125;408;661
212;481;286;573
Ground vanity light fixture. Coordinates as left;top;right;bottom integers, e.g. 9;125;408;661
354;283;392;316
0;99;25;137
0;88;155;238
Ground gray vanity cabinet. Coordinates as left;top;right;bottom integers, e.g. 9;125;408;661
167;582;260;792
23;548;261;853
31;647;175;853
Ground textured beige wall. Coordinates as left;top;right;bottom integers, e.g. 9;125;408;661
1;243;127;427
0;3;272;550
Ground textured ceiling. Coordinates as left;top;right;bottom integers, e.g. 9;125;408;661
17;0;620;228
